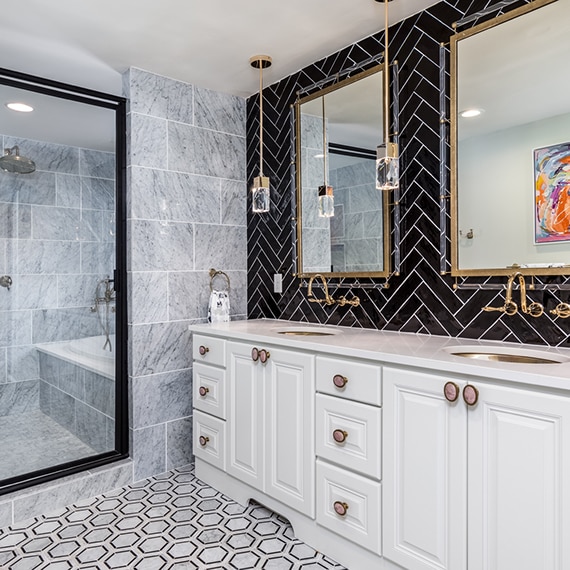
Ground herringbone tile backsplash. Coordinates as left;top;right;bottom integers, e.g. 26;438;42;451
246;0;570;347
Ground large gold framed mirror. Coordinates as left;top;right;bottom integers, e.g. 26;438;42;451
451;0;570;276
294;65;391;278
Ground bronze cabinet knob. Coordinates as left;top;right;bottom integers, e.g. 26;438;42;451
198;386;209;397
332;429;348;444
251;347;259;362
332;374;348;388
333;501;349;516
463;384;479;406
199;435;210;447
259;349;270;364
199;345;209;356
443;381;460;403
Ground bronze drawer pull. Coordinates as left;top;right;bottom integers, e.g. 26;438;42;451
251;347;259;362
332;429;348;444
199;435;210;447
333;374;348;388
443;381;459;403
199;345;209;356
463;384;479;406
199;386;209;397
259;349;270;364
333;501;349;517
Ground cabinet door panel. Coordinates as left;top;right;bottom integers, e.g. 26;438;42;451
227;342;263;490
265;348;315;517
468;384;570;570
383;367;467;570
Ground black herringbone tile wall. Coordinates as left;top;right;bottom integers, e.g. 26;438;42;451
247;0;570;347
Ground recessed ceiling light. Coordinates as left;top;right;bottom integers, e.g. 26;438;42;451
460;108;484;118
6;102;34;113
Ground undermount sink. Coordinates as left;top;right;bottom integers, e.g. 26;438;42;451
274;326;339;337
445;346;567;364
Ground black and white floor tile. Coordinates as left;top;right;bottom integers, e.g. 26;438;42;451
0;465;346;570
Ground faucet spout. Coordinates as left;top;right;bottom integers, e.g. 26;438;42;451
307;274;334;305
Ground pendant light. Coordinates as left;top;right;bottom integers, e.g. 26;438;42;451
375;0;399;191
318;96;334;218
250;55;272;214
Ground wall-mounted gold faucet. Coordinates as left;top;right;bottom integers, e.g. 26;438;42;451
306;274;360;307
482;272;543;317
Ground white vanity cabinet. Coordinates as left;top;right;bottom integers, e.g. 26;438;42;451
383;366;570;570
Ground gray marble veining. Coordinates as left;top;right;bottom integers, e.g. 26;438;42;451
130;167;220;224
166;417;193;470
221;179;246;227
55;174;81;208
57;274;100;308
130;369;192;429
128;271;168;325
81;242;115;275
130;320;192;377
0;274;57;312
129;113;168;169
31;205;80;241
0;203;31;239
0;310;32;348
79;209;103;242
194;224;246;271
126;68;194;124
50;387;76;433
32;307;100;344
131;424;166;482
7;240;81;275
80;149;115;180
84;371;114;417
5;138;79;175
194;86;246;137
167;271;210;321
348;183;382;213
58;361;85;400
0;380;39;416
7;346;39;383
0;348;6;384
168;122;245;180
130;219;194;272
81;177;115;211
75;401;109;453
0;170;56;206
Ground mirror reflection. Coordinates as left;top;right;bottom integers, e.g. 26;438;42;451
451;0;570;275
295;65;391;277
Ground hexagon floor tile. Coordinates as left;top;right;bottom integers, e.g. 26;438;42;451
0;465;346;569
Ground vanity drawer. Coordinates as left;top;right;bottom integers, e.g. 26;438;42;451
193;334;226;367
316;460;381;555
316;394;381;480
316;356;381;406
193;363;226;419
193;410;225;471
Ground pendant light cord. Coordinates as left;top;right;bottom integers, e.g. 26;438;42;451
322;96;328;186
384;0;390;148
259;61;264;177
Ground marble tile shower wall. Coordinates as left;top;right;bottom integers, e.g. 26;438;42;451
246;0;570;347
124;68;247;482
0;134;115;414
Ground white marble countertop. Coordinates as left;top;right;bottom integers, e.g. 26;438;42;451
189;319;570;391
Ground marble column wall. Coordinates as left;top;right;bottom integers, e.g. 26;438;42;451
123;67;247;481
0;135;115;414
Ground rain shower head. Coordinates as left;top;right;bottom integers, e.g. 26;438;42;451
0;146;36;174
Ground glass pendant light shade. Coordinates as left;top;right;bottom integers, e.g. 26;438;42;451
318;185;334;217
252;175;270;213
376;142;399;191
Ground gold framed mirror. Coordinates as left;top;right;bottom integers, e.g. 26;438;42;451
450;0;570;277
294;64;391;278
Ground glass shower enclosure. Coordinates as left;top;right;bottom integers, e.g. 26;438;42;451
0;68;127;494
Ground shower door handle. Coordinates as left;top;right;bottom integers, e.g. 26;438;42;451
0;275;12;290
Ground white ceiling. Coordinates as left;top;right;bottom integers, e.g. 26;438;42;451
0;0;438;98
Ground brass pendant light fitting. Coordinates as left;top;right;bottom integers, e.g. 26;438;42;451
250;55;272;213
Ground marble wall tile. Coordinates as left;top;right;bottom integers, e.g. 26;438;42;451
0;170;56;205
81;177;115;211
349;184;382;213
130;321;192;377
39;380;51;415
194;225;246;271
0;239;5;273
80;149;115;180
0;348;6;383
225;270;248;318
5;138;79;175
131;424;166;482
7;346;39;383
194;87;246;137
102;210;116;242
130;220;193;272
0;310;32;347
32;307;100;344
168;122;245;181
301;113;323;150
81;242;115;275
57;274;100;308
76;401;108;453
345;213;364;240
126;68;194;124
50;387;76;433
130;369;192;430
130;167;219;224
106;417;115;450
84;371;114;417
335;161;375;189
8;240;81;275
58;361;85;400
363;210;383;239
0;380;39;415
56;174;81;208
345;238;380;267
0;274;58;312
0;203;31;239
31;205;80;241
167;271;210;321
39;353;59;386
0;501;12;529
129;113;167;169
129;271;168;325
221;180;246;227
80;209;103;242
166;416;193;470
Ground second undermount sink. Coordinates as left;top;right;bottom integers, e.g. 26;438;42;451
445;345;567;364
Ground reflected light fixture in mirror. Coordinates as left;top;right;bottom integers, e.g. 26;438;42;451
318;96;334;217
375;0;399;192
250;54;272;214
